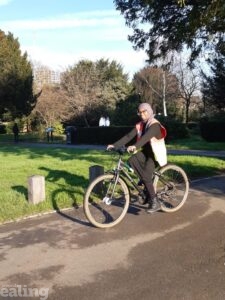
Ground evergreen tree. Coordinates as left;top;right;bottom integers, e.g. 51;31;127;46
0;30;36;118
61;59;131;126
114;0;225;66
201;56;225;112
113;93;140;126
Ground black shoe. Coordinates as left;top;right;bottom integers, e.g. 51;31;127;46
137;179;144;186
146;197;161;214
138;188;148;205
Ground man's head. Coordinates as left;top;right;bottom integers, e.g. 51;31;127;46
138;103;154;122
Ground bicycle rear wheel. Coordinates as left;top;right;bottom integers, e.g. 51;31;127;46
84;174;130;228
153;164;189;212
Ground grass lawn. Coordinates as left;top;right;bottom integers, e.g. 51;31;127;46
0;132;65;143
0;143;225;224
167;134;225;151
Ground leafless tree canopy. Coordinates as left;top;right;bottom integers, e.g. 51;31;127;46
33;85;68;127
172;58;201;123
133;66;180;115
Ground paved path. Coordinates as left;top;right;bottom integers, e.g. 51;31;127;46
2;141;225;158
0;175;225;300
168;149;225;158
0;141;225;299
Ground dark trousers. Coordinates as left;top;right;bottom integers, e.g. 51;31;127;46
47;132;53;142
14;133;19;143
128;151;156;200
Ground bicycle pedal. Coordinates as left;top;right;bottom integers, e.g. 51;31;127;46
130;197;138;203
138;196;148;205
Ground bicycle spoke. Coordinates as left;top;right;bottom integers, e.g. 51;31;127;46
154;164;189;212
84;174;130;228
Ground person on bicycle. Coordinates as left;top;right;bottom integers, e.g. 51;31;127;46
107;102;167;213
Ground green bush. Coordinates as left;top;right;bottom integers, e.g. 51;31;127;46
0;124;6;134
163;121;189;142
155;116;189;142
200;120;225;142
53;122;64;135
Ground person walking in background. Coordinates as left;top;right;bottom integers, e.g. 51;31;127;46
12;122;19;143
105;117;110;126
99;116;106;126
99;116;110;126
46;127;54;142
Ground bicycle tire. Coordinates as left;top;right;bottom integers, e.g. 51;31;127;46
153;164;189;213
84;174;130;228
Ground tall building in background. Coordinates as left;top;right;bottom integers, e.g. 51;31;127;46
33;64;61;88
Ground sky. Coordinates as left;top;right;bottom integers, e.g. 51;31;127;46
0;0;148;78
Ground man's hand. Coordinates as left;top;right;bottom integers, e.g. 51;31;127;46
127;145;137;153
107;145;114;151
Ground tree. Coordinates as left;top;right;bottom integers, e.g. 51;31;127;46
96;59;131;114
201;56;225;113
112;93;140;126
114;0;225;66
61;60;102;127
172;58;200;123
132;66;180;116
33;85;68;128
61;59;131;126
0;30;37;118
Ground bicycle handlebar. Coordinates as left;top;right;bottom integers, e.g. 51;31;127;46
107;146;137;155
106;146;127;155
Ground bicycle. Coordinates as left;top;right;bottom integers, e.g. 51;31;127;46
83;147;189;228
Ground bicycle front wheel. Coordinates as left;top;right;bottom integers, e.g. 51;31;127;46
153;164;189;213
84;174;130;228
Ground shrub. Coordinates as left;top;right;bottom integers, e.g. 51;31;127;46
200;120;225;142
156;116;189;142
0;124;6;134
53;122;64;135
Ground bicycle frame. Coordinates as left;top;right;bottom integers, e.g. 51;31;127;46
107;153;146;200
107;150;175;202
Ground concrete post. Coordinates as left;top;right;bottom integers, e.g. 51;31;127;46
28;175;45;204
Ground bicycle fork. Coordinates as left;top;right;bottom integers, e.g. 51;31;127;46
102;173;120;205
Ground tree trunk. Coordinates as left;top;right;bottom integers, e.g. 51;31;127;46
162;70;167;116
185;99;190;124
83;116;90;127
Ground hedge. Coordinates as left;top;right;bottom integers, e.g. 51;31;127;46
200;121;225;142
0;124;6;134
76;126;133;145
75;121;189;145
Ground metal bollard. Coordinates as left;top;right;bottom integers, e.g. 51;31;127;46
89;165;104;183
89;165;104;193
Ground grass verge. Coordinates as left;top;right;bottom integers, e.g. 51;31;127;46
167;134;225;151
0;144;224;224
